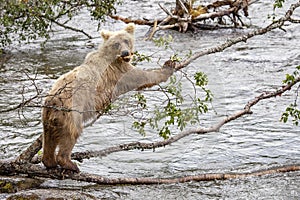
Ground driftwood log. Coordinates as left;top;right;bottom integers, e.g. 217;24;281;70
0;0;300;186
110;0;251;39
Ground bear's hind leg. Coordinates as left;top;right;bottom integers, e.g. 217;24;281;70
42;132;58;169
57;135;79;173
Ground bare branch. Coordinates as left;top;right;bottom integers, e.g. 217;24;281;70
49;19;92;39
15;134;43;164
109;15;155;26
158;3;173;17
176;0;189;14
289;17;300;23
0;94;41;113
193;7;236;21
147;20;158;40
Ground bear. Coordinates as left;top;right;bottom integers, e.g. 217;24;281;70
42;23;175;172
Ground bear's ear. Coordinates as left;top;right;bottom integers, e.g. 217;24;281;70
101;30;112;41
124;23;135;34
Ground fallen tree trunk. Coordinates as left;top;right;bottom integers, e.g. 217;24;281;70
1;160;299;185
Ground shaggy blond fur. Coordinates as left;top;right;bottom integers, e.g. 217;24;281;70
42;23;174;172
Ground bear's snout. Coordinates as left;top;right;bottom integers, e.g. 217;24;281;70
121;50;130;57
119;50;132;62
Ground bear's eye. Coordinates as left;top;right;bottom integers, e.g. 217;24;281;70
113;42;120;49
124;39;129;46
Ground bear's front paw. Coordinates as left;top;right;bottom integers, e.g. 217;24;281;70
162;59;177;70
57;156;80;173
42;157;58;169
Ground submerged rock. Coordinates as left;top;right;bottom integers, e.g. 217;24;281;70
0;176;98;200
0;176;43;193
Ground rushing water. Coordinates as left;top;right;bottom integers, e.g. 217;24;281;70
1;0;300;199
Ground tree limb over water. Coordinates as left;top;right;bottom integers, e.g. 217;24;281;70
70;75;300;161
1;1;300;185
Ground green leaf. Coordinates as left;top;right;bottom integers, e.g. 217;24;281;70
134;93;147;109
281;104;300;126
132;51;151;66
274;0;285;9
194;72;208;86
132;121;146;136
152;35;173;49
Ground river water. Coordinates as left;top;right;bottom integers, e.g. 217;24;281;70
0;0;300;199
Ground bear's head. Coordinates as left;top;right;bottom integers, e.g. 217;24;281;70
100;23;135;63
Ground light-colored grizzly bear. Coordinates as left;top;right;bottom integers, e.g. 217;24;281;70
42;23;175;172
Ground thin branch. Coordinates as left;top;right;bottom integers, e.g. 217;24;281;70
15;134;43;164
177;0;189;14
0;94;41;113
109;15;156;26
147;19;158;40
289;17;300;23
159;24;180;30
49;18;92;39
193;7;236;21
71;76;300;161
158;3;173;17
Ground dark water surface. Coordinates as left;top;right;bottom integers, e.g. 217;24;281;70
0;0;299;199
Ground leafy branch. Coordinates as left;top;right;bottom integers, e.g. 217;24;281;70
129;33;214;139
0;0;121;48
281;66;300;125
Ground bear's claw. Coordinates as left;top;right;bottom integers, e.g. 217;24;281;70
57;156;80;173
